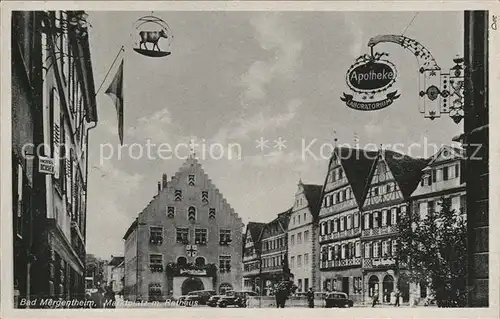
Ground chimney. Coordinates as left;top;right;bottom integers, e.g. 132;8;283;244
157;181;161;194
162;173;167;189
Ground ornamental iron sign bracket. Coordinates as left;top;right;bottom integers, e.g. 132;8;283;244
367;34;464;123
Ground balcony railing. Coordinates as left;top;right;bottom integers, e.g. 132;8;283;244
362;257;396;268
320;228;361;242
320;257;361;269
362;225;398;237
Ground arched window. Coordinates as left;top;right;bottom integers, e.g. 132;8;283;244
195;257;206;267
177;256;187;266
219;283;233;295
341;244;346;259
355;241;361;257
188;206;196;221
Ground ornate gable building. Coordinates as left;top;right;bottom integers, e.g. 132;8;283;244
259;211;291;295
242;222;266;293
360;149;427;305
123;157;243;301
287;182;322;293
318;147;376;303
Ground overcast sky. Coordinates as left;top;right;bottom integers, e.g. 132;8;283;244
85;11;463;259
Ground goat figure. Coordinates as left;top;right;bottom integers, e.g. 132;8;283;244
139;29;169;51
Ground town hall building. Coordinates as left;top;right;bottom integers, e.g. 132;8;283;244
123;156;243;301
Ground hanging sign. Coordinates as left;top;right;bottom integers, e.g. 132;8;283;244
341;52;400;111
39;156;55;175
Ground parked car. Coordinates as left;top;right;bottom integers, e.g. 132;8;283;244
184;294;200;306
325;292;354;308
177;295;188;304
207;295;224;307
188;290;216;305
217;295;245;308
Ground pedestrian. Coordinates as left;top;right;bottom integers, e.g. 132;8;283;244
371;292;379;307
103;286;116;308
394;290;400;307
306;288;315;308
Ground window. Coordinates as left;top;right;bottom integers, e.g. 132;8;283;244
220;229;232;244
341;244;346;259
149;226;163;245
176;228;189;244
175;189;182;201
291;256;295;267
381;210;387;227
347;215;352;229
188;174;195;186
364;214;370;230
298;215;301;224
428;200;434;216
392;239;398;256
354;213;359;228
201;191;209;203
293;216;296;224
355;241;361;257
149;254;163;272
373;211;380;228
219;256;231;273
455;163;460;178
291;234;295;246
195;228;207;245
382;240;389;257
340;217;345;231
297;255;302;267
443;166;449;180
209;208;216;219
364;242;371;258
166;206;175;218
195;257;206;266
373;242;380;257
188;206;196;221
297;232;302;244
304;253;309;265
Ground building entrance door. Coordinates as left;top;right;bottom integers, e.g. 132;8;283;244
342;277;349;294
181;277;204;295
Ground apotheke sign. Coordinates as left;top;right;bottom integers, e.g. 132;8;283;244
341;53;400;111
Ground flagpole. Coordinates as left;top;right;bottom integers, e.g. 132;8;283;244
95;45;125;96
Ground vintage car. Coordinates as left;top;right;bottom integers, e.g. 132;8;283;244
207;295;224;307
187;290;216;305
217;295;246;308
324;292;354;308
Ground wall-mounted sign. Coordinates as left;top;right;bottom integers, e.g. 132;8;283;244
179;269;207;276
341;52;400;111
372;258;396;267
39;157;55;175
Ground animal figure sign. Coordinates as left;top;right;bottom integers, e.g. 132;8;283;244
132;15;173;58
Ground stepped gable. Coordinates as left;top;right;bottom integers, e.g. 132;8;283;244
382;149;429;198
301;184;323;218
336;147;378;205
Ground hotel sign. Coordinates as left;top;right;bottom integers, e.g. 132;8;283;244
38;157;55;175
179;269;207;276
372;258;396;267
341;52;400;111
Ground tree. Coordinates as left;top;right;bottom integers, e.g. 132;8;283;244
398;197;467;307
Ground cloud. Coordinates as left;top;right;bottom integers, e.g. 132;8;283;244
212;99;302;144
240;13;303;100
342;13;365;58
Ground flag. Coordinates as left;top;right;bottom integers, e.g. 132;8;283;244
105;59;124;145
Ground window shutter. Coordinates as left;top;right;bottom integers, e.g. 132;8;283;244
455;164;460;178
52;90;61;179
432;169;436;182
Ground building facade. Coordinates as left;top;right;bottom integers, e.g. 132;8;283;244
360;150;427;305
287;182;322;293
106;256;125;294
259;211;291;296
123;157;243;301
12;10;97;307
318;147;376;303
242;222;266;293
408;145;466;303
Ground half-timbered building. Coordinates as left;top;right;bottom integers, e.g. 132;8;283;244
318;147;377;303
360;149;427;305
242;222;266;293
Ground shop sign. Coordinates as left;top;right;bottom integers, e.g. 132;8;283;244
39;157;55;174
341;52;401;111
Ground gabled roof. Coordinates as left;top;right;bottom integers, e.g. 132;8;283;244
301;184;323;217
324;147;378;206
108;256;125;267
260;208;292;240
382;150;429;198
246;222;266;243
427;145;464;166
123;218;138;240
